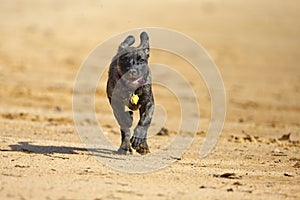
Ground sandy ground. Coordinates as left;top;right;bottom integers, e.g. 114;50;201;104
1;0;300;199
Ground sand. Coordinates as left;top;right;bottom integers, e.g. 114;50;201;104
0;0;300;199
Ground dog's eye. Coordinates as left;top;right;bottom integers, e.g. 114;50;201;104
137;56;146;63
121;56;130;62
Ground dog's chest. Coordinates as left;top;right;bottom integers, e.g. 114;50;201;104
114;87;140;110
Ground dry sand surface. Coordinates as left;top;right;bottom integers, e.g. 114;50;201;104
1;0;300;199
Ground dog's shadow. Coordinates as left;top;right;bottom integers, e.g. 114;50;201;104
6;141;124;160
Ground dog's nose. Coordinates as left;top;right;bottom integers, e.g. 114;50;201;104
130;58;136;65
128;69;137;76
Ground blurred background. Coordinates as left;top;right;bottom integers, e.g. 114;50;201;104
0;0;299;135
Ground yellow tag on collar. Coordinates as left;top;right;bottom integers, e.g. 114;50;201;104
131;94;139;105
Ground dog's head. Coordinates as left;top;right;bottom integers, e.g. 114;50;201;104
116;32;150;87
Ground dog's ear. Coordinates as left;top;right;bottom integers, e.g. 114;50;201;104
138;32;149;55
118;35;135;51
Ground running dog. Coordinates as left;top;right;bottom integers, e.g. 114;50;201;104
106;32;154;155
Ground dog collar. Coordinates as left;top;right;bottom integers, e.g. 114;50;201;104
115;70;121;80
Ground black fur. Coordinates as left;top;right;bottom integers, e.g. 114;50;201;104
106;32;154;155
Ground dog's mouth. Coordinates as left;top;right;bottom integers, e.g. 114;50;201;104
124;76;142;83
122;76;145;89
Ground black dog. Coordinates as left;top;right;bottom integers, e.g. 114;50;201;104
106;32;154;155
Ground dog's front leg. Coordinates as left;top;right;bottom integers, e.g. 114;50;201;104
131;98;154;155
111;100;133;154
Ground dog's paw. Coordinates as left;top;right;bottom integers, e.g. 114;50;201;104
130;137;150;155
136;144;150;155
116;147;133;155
131;125;150;155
